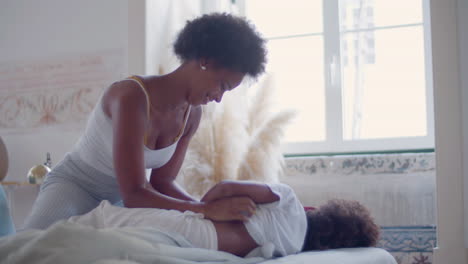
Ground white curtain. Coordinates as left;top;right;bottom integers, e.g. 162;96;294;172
340;0;375;139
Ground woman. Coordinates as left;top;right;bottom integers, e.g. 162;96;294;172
24;13;267;230
67;181;380;258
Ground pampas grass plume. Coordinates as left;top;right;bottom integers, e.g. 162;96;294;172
177;73;296;196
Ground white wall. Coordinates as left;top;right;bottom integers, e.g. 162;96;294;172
0;0;128;182
432;0;468;263
461;0;468;252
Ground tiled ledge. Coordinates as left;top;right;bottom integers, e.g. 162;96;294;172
284;152;435;176
379;226;436;253
379;226;436;264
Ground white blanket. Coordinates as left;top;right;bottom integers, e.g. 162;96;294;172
0;221;263;264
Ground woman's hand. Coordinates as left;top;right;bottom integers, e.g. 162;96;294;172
202;196;256;221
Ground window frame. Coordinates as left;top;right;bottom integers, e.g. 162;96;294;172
238;0;435;155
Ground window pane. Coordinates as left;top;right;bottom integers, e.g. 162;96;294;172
245;0;322;38
341;26;427;140
267;37;325;142
339;0;423;31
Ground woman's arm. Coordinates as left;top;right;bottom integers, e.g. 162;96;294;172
107;86;254;221
147;106;202;202
108;81;149;205
147;107;256;220
108;82;201;211
201;180;280;204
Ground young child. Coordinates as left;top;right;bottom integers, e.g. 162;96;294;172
67;181;380;258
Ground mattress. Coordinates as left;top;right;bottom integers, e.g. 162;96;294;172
261;247;397;264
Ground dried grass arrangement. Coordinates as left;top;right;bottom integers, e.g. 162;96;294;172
177;74;295;198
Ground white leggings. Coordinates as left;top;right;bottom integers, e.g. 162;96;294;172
23;152;122;230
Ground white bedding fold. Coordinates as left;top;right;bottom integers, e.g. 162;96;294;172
0;221;263;264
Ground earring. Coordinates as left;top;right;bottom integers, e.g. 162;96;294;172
200;64;207;70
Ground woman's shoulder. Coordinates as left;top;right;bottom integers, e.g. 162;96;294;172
101;78;149;119
106;77;145;98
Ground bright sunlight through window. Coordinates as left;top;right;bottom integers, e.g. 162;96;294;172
240;0;434;154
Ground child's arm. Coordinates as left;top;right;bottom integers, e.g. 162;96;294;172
201;180;280;204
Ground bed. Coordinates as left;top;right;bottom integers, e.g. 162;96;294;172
0;184;396;264
0;220;396;264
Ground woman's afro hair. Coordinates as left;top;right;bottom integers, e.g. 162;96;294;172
173;13;267;78
302;199;380;251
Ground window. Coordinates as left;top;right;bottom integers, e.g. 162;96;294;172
239;0;434;155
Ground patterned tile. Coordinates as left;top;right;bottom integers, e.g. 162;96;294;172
379;226;436;264
285;153;435;176
391;252;432;264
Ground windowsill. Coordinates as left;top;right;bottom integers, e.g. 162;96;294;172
284;148;435;158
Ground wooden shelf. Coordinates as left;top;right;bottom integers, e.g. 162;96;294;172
1;181;39;186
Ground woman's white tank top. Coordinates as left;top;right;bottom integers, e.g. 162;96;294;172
72;77;191;177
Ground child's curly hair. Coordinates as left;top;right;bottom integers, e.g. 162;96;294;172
302;199;380;251
173;13;266;78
